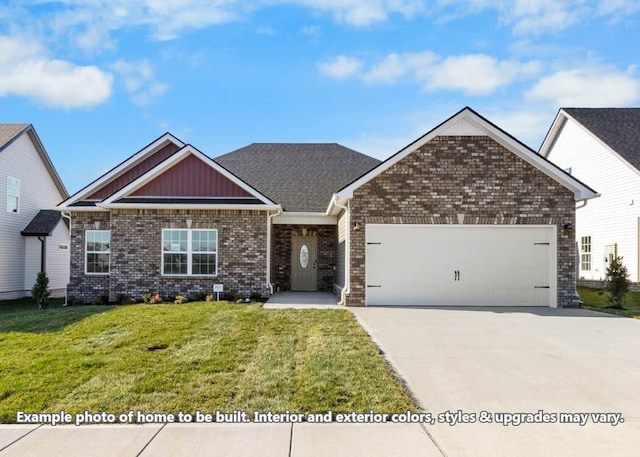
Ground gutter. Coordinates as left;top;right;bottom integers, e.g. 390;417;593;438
266;207;282;295
333;197;350;306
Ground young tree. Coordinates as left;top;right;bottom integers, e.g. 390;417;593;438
32;272;51;310
606;256;630;309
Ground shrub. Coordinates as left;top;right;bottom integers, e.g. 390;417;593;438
148;294;163;304
250;292;263;302
606;256;630;309
93;295;110;306
205;294;215;302
67;297;85;306
174;295;189;304
141;293;152;304
116;294;136;305
31;272;51;309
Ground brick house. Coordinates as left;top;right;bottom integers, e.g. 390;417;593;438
58;107;597;307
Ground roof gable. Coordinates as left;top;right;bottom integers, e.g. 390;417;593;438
60;132;185;207
0;124;68;199
336;107;598;203
215;143;381;212
99;145;276;209
540;108;640;174
21;210;64;236
131;154;252;198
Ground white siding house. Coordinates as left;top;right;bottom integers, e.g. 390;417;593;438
540;108;640;282
0;124;69;299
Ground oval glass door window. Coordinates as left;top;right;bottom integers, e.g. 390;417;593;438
299;244;309;269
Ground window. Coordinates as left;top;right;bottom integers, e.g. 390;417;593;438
580;236;591;271
162;229;217;276
86;230;110;274
6;177;19;213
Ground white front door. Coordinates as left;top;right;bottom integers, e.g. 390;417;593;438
291;236;317;290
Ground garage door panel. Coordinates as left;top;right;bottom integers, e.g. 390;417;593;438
365;225;556;307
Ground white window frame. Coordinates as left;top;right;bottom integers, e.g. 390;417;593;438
6;176;20;213
580;236;591;271
85;230;110;275
161;229;218;277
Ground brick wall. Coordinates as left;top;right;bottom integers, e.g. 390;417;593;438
272;225;336;292
346;136;577;307
69;209;269;302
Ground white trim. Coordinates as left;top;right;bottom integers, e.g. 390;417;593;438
161;228;218;277
60;133;184;208
99;203;279;211
337;107;598;202
100;145;276;207
273;212;337;225
84;229;110;275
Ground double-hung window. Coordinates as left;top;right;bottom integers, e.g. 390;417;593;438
86;230;110;274
580;236;591;271
6;177;19;213
162;229;217;276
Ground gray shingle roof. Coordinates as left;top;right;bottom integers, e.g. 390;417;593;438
215;143;381;212
21;210;63;236
564;108;640;171
0;124;29;151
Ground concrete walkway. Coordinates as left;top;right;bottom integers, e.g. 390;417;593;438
352;306;640;457
0;423;441;456
263;291;342;309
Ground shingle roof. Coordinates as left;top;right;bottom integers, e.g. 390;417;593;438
0;124;29;151
215;143;381;212
21;210;63;236
564;108;640;171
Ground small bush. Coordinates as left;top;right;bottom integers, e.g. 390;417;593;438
93;295;110;306
174;295;189;304
192;293;208;302
67;297;85;306
31;272;51;309
116;294;136;305
205;294;215;302
148;294;163;304
606;256;630;309
141;293;152;304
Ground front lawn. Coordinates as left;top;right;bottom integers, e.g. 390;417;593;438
577;286;640;319
0;301;416;423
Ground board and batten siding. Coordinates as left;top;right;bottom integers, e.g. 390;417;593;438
0;132;68;299
335;210;347;291
547;118;640;281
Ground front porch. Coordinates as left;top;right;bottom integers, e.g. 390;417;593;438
263;291;341;309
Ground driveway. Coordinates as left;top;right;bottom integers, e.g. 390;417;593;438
351;306;640;457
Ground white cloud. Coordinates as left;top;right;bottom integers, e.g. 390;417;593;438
318;55;363;79
324;50;539;95
0;35;112;109
526;66;640;106
289;0;425;26
112;59;168;107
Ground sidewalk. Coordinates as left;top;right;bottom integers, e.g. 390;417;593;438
0;423;442;456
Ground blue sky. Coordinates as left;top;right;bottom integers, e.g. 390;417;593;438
1;1;639;195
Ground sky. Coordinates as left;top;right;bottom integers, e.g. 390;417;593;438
1;0;639;195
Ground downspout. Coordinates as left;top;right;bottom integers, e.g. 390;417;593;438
576;199;588;209
266;207;282;295
571;199;589;306
334;198;350;306
37;236;46;273
61;212;72;306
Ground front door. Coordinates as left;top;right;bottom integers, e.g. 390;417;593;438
291;236;317;290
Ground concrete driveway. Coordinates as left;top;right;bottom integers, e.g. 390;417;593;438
351;306;640;457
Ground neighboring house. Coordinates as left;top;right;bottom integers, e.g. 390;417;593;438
540;108;639;283
58;107;597;307
0;124;70;300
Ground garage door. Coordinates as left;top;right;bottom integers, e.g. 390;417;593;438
366;225;556;307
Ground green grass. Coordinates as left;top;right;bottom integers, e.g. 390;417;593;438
578;286;640;319
0;300;416;423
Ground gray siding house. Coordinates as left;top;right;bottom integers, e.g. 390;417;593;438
0;124;69;299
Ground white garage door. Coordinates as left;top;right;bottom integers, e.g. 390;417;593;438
366;225;556;307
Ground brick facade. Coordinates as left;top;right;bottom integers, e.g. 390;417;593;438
346;136;577;307
68;209;269;302
271;225;336;292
